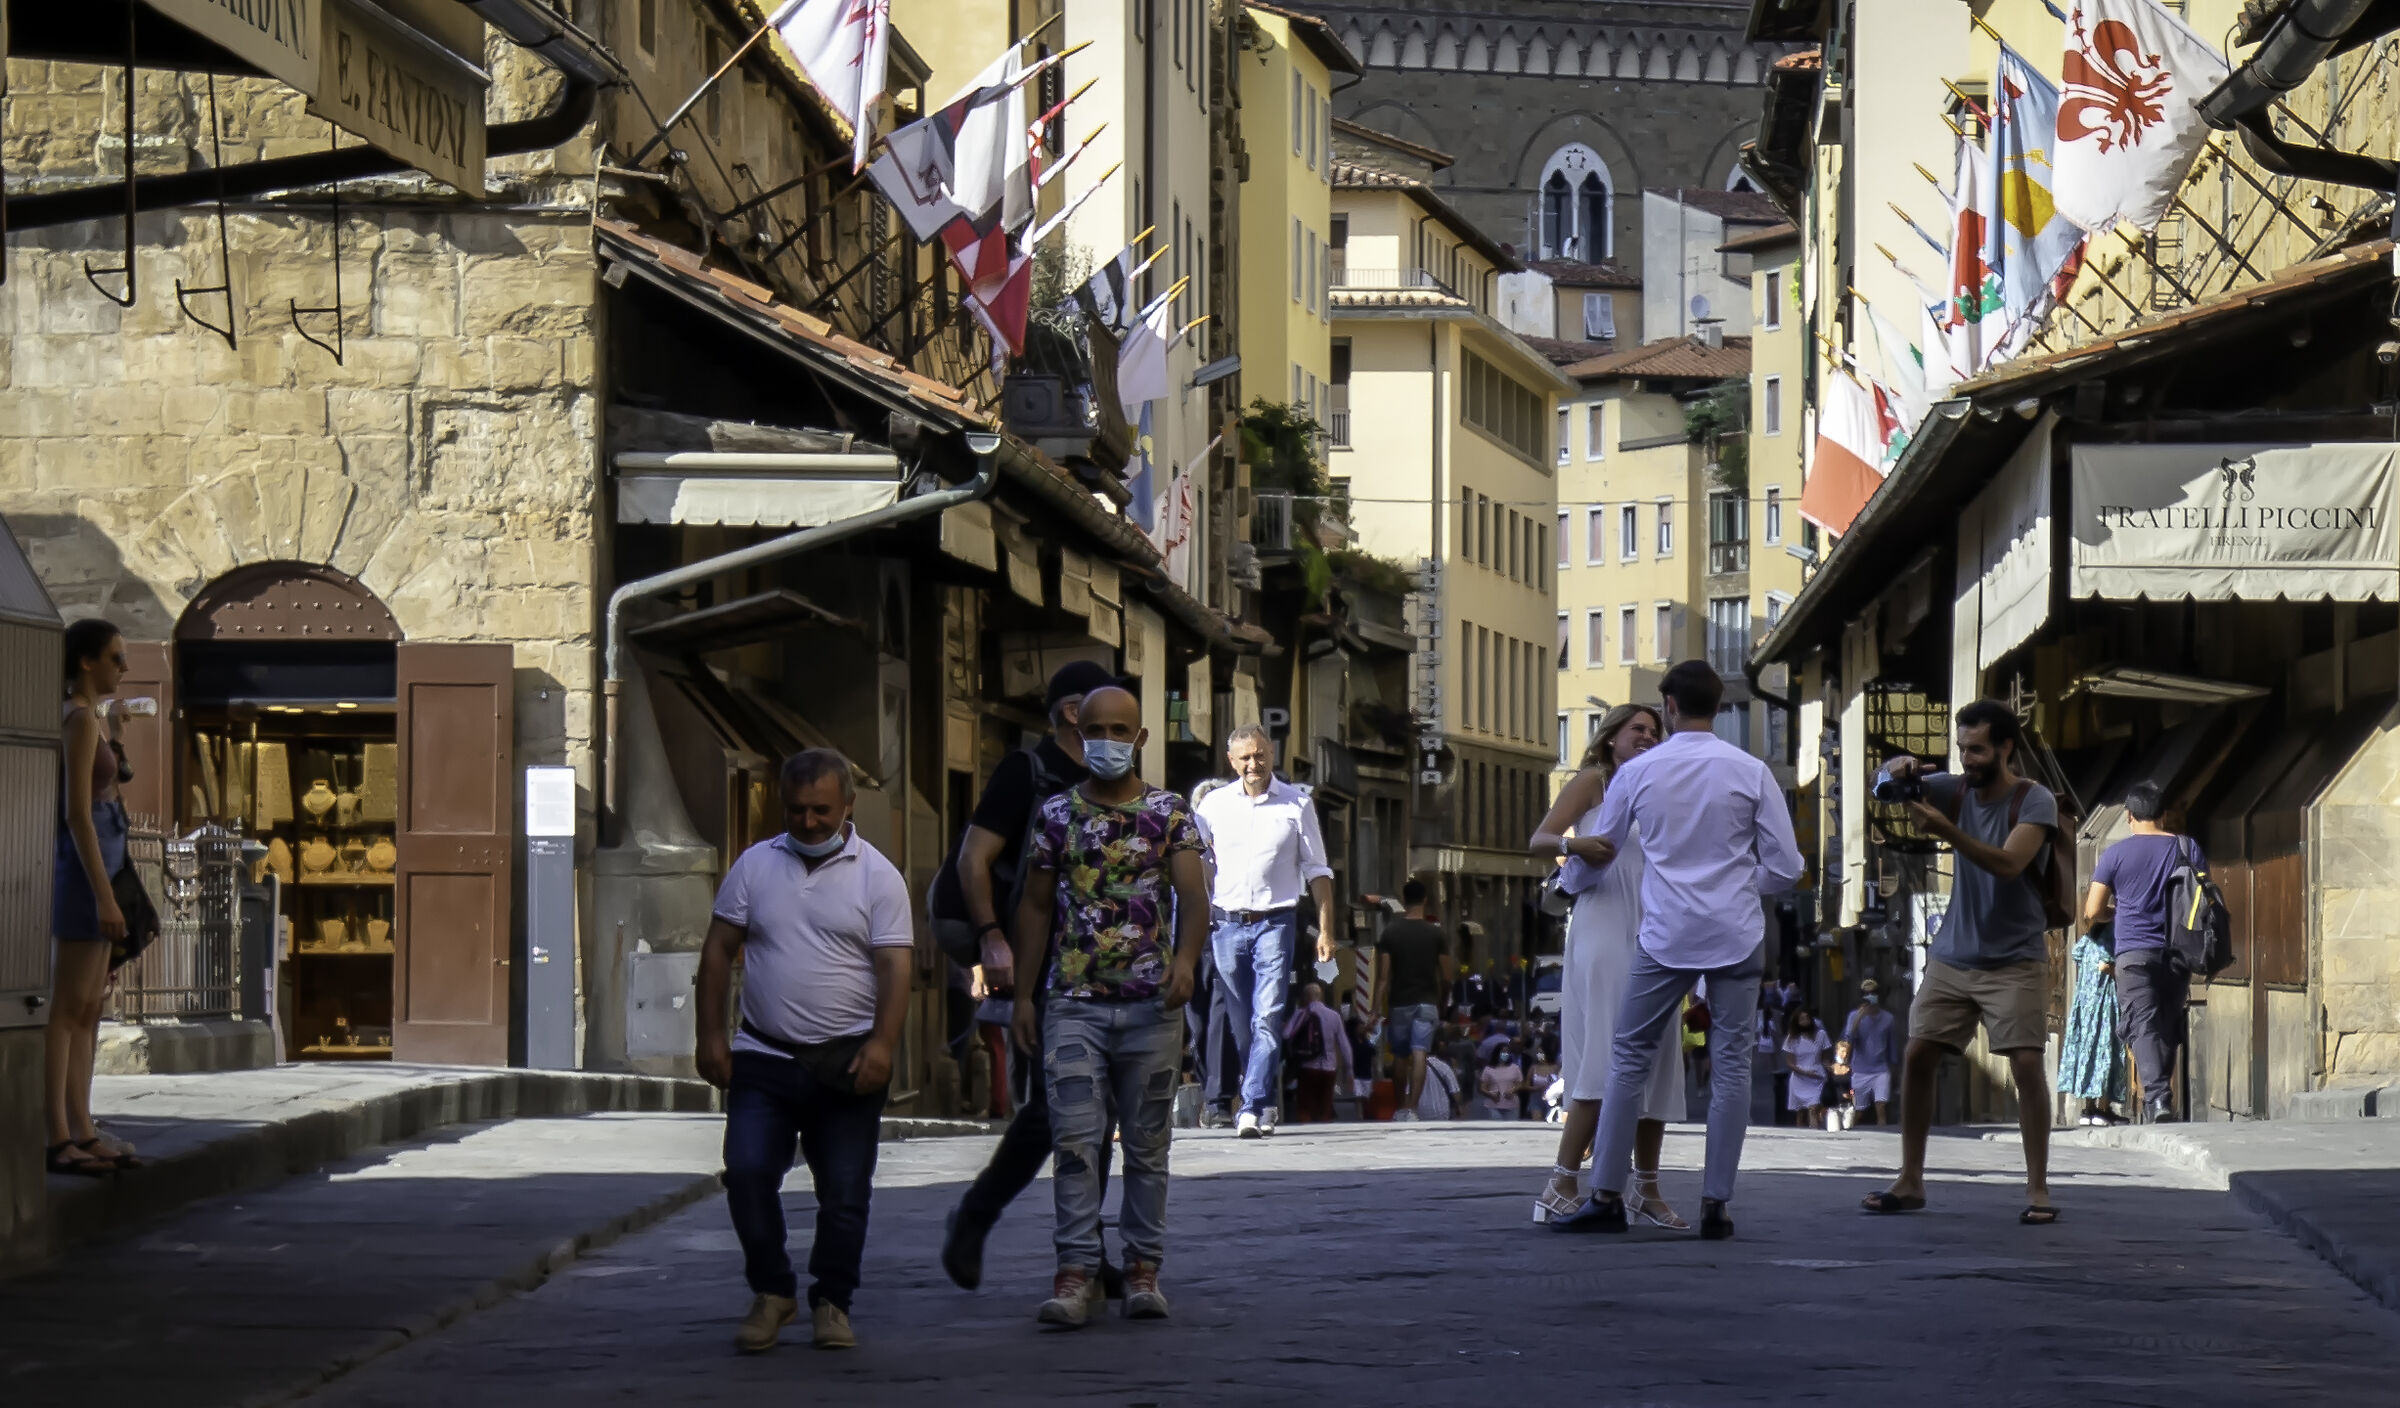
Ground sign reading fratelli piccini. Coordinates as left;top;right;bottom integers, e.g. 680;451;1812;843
2071;443;2399;602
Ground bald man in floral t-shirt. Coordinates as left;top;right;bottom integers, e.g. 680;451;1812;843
1009;686;1209;1329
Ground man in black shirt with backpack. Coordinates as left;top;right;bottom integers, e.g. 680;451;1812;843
935;660;1119;1292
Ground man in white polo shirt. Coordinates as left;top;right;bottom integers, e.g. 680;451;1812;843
1193;723;1334;1138
696;748;913;1355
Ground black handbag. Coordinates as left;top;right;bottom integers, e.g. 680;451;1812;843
108;849;160;973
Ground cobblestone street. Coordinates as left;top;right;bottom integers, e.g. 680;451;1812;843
274;1121;2396;1408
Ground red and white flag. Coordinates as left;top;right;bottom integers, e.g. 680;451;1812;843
1798;371;1887;538
2051;0;2227;235
774;0;891;173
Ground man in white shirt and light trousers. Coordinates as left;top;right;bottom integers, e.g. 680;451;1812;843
1572;661;1804;1239
1194;724;1335;1138
696;749;914;1354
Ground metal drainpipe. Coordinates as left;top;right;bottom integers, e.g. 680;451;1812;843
600;442;1003;821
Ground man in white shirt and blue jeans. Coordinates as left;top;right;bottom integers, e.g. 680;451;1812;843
1194;724;1334;1138
696;749;914;1355
1572;661;1804;1239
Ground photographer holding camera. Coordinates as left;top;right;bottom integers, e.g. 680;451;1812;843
1860;700;2062;1227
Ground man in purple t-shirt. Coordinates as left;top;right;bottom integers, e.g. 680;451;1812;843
2083;781;2191;1122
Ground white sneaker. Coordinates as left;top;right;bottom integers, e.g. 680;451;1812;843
1259;1107;1280;1136
1393;1109;1417;1123
1236;1111;1262;1139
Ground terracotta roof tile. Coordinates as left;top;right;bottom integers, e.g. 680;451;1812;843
1525;257;1641;289
1718;222;1799;254
1566;334;1752;381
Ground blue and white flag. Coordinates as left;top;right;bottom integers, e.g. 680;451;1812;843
1989;43;2088;361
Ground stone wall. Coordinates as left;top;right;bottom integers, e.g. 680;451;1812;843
0;50;602;793
2314;707;2400;1086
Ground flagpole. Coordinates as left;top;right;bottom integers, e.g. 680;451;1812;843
1886;202;1948;257
631;1;801;166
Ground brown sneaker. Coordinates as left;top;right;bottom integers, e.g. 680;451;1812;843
734;1293;797;1353
1122;1259;1169;1320
1036;1268;1104;1328
812;1301;857;1349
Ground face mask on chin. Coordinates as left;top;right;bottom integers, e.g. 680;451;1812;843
787;826;846;859
1083;738;1137;780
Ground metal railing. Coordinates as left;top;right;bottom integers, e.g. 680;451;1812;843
109;823;242;1021
1327;408;1350;447
1709;541;1750;575
1331;266;1455;295
1250;489;1294;550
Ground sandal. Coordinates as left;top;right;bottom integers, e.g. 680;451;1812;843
80;1135;141;1170
1860;1191;1926;1214
45;1142;114;1179
2019;1203;2060;1225
1626;1170;1689;1230
1533;1165;1583;1224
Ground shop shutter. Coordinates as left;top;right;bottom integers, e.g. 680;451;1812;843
117;642;176;830
394;643;514;1065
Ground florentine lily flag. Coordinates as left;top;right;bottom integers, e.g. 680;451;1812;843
775;0;891;173
2051;0;2228;234
1798;371;1888;537
1991;43;2089;360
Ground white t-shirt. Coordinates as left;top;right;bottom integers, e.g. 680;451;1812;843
713;827;913;1053
1782;1028;1833;1079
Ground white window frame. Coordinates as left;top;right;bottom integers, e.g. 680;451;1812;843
1585;505;1606;565
1618;605;1637;664
1306;85;1319;171
1291;70;1303;155
1585;608;1606;668
1585;401;1605;459
1557;712;1571;768
1763;375;1783;436
1762;269;1782;330
1655;497;1675;558
1654;601;1673;662
1765;486;1783;545
1619;504;1638;561
1556;511;1570;570
1556;407;1571;466
1765;590;1793;631
1291;218;1303;303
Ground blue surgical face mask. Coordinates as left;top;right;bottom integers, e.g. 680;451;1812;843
786;826;846;859
1862;993;1880;1006
1083;738;1137;779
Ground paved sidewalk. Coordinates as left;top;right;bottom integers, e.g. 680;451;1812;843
2052;1119;2400;1313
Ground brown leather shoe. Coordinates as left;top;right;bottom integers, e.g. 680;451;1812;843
812;1301;856;1349
734;1293;797;1353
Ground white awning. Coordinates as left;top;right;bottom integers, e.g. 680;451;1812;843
614;452;904;527
2071;442;2400;602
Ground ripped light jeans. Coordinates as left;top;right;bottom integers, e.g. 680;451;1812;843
1044;995;1182;1273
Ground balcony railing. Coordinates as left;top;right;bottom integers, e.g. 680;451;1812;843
1251;489;1294;551
1327;407;1351;448
1708;541;1749;575
1331;266;1456;295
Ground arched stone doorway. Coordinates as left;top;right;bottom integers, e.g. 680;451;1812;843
154;561;515;1067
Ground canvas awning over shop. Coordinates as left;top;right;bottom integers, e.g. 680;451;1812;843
1751;240;2396;673
613;453;906;527
592;219;1245;653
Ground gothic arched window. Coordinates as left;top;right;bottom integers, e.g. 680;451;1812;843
1576;174;1609;261
1538;144;1615;262
1541;171;1571;259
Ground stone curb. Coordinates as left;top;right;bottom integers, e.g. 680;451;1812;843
2035;1126;2400;1315
47;1069;720;1263
234;1169;727;1408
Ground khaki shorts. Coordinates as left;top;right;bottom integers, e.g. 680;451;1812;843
1910;959;2048;1053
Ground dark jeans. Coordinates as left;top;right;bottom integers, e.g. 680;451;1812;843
2115;947;2189;1103
955;999;1112;1231
722;1050;887;1309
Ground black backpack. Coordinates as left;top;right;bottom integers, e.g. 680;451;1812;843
2165;836;2236;978
927;746;1067;967
1286;1006;1327;1066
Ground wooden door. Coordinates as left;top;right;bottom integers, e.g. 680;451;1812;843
116;642;176;831
394;644;514;1065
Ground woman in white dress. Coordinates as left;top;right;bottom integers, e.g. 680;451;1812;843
1527;704;1686;1229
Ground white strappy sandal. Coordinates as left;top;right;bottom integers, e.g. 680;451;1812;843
1533;1164;1584;1224
1626;1168;1689;1230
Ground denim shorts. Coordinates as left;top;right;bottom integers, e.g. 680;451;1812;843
1386;1002;1439;1057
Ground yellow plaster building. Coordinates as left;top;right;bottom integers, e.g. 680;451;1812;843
1238;6;1356;433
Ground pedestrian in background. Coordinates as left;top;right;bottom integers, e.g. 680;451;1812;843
1782;1005;1832;1129
1282;983;1351;1122
697;749;913;1355
1011;686;1209;1327
2060;926;2129;1126
2085;781;2191;1123
1375;880;1453;1122
1194;724;1335;1140
1839;980;1899;1125
1480;1048;1525;1119
1418;1050;1464;1121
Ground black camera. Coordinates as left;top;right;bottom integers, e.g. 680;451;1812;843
1872;773;1924;804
